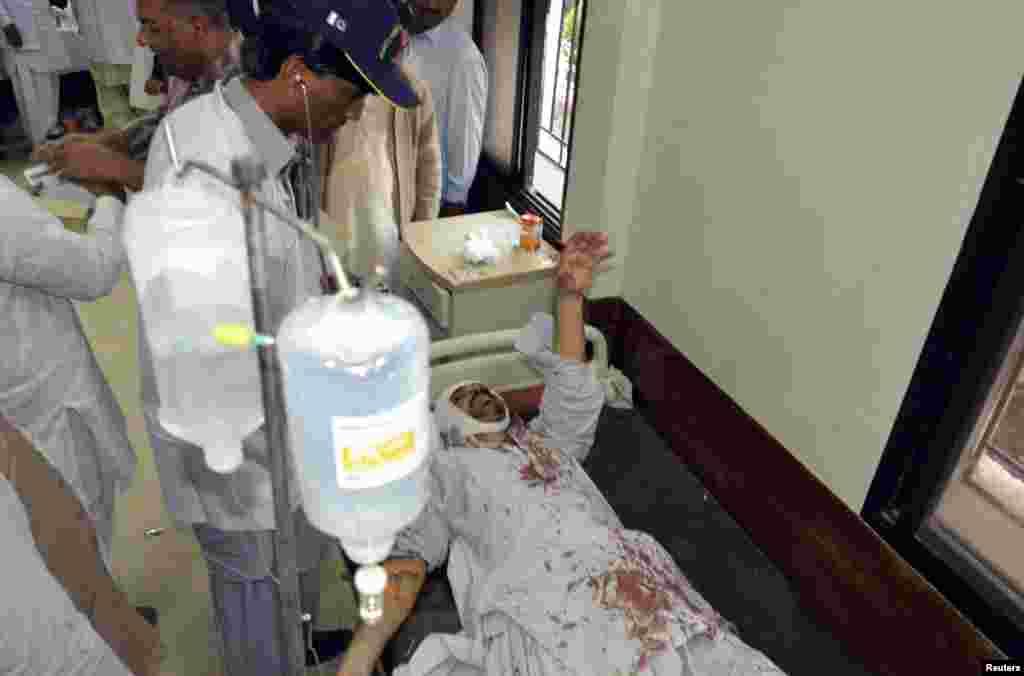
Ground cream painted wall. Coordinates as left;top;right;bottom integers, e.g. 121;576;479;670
562;2;663;298
567;1;1024;509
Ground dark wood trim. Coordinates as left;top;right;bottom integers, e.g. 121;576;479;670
582;297;1004;675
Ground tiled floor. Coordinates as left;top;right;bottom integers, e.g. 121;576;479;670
3;150;358;676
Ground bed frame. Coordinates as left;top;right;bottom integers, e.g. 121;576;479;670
429;323;608;399
426;299;1004;676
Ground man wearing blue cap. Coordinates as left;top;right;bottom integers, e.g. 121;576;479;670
137;1;424;674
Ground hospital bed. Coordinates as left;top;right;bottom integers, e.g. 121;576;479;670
381;323;873;675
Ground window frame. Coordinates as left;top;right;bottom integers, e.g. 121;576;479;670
499;0;589;244
863;75;1024;657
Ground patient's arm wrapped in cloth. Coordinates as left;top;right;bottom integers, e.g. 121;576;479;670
515;311;606;462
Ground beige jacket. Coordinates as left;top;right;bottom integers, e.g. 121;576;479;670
320;68;442;280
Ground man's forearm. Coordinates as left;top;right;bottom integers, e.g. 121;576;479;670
338;556;428;676
110;155;145;193
97;127;133;154
337;623;392;676
557;292;586;363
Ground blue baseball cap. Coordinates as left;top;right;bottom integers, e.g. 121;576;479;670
296;0;417;109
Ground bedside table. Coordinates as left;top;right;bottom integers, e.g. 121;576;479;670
399;210;560;338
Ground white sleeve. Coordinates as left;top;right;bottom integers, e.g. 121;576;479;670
0;479;133;676
443;50;487;204
0;177;124;301
516;313;605;462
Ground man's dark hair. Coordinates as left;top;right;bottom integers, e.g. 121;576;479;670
165;0;231;28
238;4;318;81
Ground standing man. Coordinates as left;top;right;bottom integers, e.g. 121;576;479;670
0;0;91;145
404;0;486;217
320;60;442;291
137;1;423;672
0;172;134;575
76;0;140;131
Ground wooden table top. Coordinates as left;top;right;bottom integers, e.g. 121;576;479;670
402;210;560;292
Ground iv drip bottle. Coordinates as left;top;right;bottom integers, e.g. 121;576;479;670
122;182;263;474
277;275;433;567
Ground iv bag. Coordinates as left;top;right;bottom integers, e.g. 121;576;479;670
122;183;263;473
277;284;432;565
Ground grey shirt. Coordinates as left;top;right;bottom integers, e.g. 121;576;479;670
137;77;323;530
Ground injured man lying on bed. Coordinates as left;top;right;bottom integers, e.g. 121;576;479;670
337;232;786;676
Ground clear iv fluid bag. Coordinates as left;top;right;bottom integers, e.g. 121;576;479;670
122;183;263;474
277;288;432;566
147;300;263;472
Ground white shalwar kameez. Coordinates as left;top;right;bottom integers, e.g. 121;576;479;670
0;175;134;571
0;0;91;144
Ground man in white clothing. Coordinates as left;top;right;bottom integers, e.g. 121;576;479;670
0;173;134;572
0;0;92;145
403;0;486;217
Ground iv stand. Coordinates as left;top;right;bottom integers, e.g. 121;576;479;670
234;155;306;676
162;122;353;676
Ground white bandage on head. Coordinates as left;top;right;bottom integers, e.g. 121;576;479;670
433;381;510;446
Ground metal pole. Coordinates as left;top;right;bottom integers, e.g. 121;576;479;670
232;157;306;676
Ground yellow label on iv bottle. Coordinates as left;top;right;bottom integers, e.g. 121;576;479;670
341;432;415;472
332;392;430;490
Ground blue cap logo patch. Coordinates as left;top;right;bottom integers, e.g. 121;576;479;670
325;11;347;33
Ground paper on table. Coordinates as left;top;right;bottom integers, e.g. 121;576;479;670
456;222;519;266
